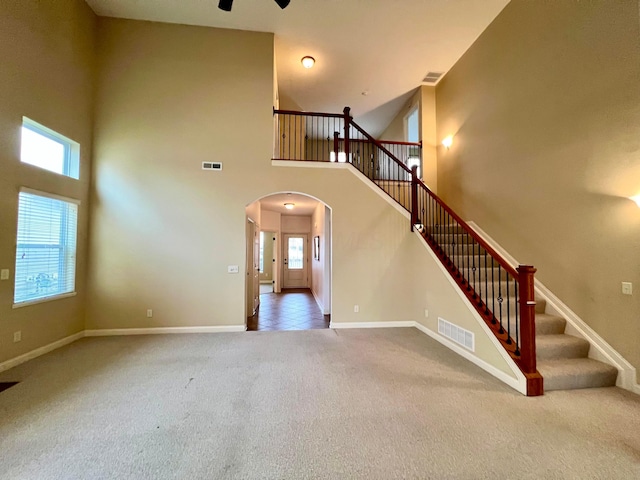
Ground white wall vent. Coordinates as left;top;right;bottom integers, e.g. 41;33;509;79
202;162;222;171
438;317;475;351
422;72;443;84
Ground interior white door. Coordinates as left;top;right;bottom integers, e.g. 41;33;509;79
283;234;308;288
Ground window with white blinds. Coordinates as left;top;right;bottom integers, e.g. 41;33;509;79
14;190;79;305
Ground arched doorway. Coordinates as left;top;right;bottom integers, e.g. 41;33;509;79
245;192;332;331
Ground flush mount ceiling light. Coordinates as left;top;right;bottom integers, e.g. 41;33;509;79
301;56;315;69
218;0;290;12
284;203;295;210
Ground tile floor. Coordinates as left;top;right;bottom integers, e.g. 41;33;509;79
247;288;330;331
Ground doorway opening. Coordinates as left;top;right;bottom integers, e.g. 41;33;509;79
245;192;331;331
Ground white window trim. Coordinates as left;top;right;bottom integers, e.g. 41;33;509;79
12;292;77;309
21;117;81;180
13;189;80;307
19;187;81;205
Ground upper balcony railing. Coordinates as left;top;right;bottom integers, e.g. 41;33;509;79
273;106;542;396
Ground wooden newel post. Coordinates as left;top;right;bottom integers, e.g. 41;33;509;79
411;165;418;232
517;265;537;373
343;106;351;163
333;131;339;161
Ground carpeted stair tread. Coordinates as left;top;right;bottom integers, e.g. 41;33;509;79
535;313;566;335
537;358;618;390
536;334;590;360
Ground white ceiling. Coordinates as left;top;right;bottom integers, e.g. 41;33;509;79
260;192;320;216
85;0;509;135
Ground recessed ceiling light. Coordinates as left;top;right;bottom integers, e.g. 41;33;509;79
301;56;315;69
284;203;295;210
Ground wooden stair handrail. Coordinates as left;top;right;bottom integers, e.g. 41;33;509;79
413;177;519;279
349;119;413;175
273;108;343;119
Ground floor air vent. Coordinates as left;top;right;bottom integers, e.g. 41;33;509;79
0;382;19;393
438;318;474;351
202;162;222;171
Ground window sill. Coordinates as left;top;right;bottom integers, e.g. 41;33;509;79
12;292;77;309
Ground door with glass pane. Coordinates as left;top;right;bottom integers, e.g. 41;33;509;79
283;234;308;288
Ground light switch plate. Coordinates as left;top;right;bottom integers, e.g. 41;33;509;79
0;269;9;280
227;265;239;274
622;282;633;295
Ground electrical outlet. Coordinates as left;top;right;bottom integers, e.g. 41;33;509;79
0;269;9;280
353;305;359;313
424;309;429;318
622;282;633;295
146;309;153;318
13;331;21;343
227;265;239;274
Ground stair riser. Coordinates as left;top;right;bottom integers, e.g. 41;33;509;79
542;370;618;391
537;341;590;360
535;318;566;335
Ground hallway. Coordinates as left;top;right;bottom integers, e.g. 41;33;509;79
247;288;330;331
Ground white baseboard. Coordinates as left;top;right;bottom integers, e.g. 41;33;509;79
467;221;639;394
0;331;85;374
330;321;415;329
310;288;324;314
85;326;246;336
0;326;246;374
413;322;525;395
329;318;524;395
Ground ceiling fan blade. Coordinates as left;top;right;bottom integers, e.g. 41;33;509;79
274;0;290;9
218;0;233;11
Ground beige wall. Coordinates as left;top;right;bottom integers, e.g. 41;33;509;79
88;18;453;332
436;0;640;379
89;19;274;329
0;0;96;364
311;203;326;311
281;215;311;234
380;86;438;190
260;209;281;232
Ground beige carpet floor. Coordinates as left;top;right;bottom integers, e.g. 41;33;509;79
0;328;639;479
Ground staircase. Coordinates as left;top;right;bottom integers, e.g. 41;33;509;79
433;226;617;391
535;307;617;390
272;106;620;395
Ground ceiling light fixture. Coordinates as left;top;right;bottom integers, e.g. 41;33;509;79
284;203;295;210
442;135;453;150
301;56;315;69
630;194;640;208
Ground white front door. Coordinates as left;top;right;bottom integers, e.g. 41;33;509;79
283;234;308;288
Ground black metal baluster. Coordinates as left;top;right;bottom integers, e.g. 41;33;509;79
506;274;512;345
498;267;504;334
514;279;520;355
484;250;490;314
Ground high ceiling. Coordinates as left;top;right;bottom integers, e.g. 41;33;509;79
85;0;509;135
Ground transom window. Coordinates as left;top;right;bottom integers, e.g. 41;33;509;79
14;190;79;306
20;117;80;179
